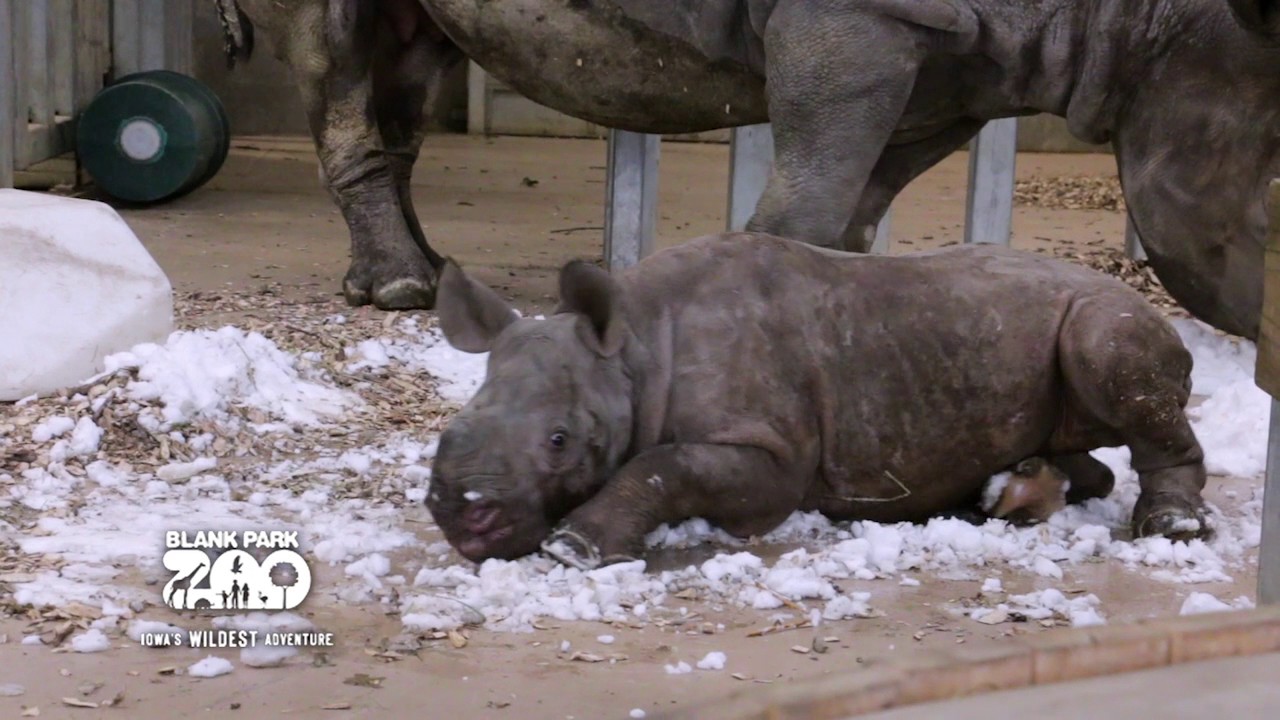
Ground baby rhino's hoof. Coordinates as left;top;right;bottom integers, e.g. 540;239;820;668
1133;496;1211;543
540;527;603;571
982;457;1069;526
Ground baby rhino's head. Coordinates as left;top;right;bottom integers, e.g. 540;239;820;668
425;259;636;562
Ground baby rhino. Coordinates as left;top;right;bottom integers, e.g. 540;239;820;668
425;233;1210;569
982;458;1071;526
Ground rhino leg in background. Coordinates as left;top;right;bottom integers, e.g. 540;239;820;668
542;444;808;569
745;5;928;251
842;119;988;249
1056;298;1209;542
371;4;464;276
1047;452;1116;505
288;0;438;309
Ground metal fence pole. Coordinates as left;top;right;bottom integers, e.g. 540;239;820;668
1125;215;1148;261
964;118;1018;246
603;130;659;270
1262;399;1280;605
0;0;14;188
726;124;773;233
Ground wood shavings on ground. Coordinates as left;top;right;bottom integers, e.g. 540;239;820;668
1015;175;1126;212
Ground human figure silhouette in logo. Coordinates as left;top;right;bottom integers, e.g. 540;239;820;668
241;583;250;608
167;562;206;610
220;589;230;608
230;579;240;609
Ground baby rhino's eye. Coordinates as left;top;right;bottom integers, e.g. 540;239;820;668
549;431;567;449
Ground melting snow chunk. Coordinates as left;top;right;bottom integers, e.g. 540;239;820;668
696;651;727;670
664;661;692;675
187;656;234;678
69;628;111;653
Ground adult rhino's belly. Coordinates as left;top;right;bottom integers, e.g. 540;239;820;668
424;0;768;133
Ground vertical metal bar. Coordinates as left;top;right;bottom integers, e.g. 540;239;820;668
1125;215;1148;262
1261;399;1280;605
26;0;52;129
139;0;166;72
162;0;193;75
726;123;774;232
0;0;14;187
72;0;109;111
870;209;892;255
467;61;487;135
111;0;141;78
51;0;74;117
10;0;30;169
964;118;1018;246
603;130;659;270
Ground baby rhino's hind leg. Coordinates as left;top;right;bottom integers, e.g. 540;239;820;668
1057;297;1208;541
1048;452;1116;504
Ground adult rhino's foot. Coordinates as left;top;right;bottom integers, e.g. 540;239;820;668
1132;491;1211;542
342;261;438;310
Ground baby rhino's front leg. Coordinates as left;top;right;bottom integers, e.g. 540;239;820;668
541;444;805;570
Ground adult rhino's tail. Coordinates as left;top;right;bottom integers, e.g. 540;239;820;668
213;0;255;69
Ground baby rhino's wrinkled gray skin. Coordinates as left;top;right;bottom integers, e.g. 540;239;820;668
426;233;1210;568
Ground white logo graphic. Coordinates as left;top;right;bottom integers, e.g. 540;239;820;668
161;530;312;611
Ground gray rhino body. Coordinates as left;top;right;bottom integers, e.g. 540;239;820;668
427;234;1209;567
223;0;1278;340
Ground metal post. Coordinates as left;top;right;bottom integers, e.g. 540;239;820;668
726;124;774;232
1262;399;1280;605
111;0;193;78
870;209;891;254
466;61;488;135
964;118;1018;246
1125;215;1148;261
603;129;659;270
0;0;14;188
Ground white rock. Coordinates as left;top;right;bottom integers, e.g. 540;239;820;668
0;189;172;401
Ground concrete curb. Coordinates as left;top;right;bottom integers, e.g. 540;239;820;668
659;606;1280;720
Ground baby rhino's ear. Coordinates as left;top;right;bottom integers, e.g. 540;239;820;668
436;259;518;353
555;260;628;357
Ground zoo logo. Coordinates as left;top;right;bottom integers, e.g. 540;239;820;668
161;531;313;612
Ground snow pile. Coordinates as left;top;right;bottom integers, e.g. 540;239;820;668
970;588;1106;627
1172;319;1270;478
1178;592;1255;616
187;656;234;678
343;317;488;403
696;651;727;670
102;326;359;431
69;628;112;653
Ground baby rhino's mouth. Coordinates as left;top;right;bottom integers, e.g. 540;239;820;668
455;502;516;560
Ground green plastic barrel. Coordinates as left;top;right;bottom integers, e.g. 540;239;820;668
76;70;231;205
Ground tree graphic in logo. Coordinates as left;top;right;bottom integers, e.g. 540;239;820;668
269;560;300;610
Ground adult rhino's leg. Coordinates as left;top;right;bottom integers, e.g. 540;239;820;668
541;444;807;570
1056;297;1209;542
1112;124;1266;340
1047;452;1116;505
842;119;987;249
746;4;926;251
290;0;433;309
371;5;465;274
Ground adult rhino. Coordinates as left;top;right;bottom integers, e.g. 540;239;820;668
219;0;1279;340
425;233;1210;567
